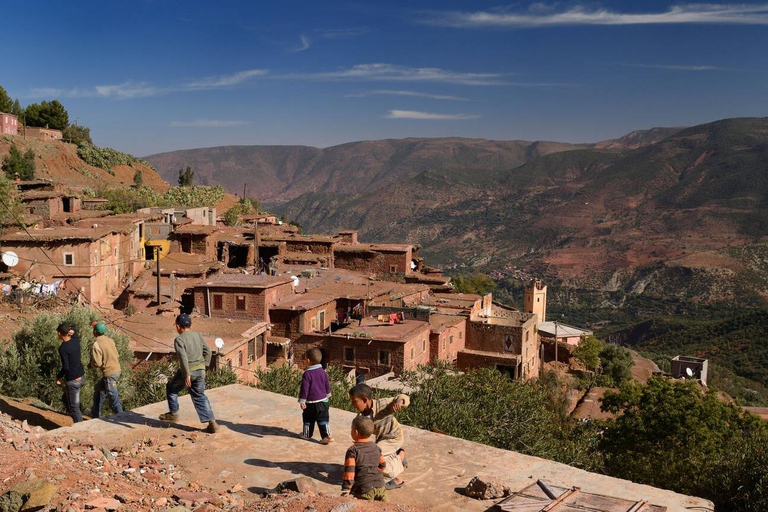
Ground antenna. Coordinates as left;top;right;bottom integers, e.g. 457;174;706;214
1;251;19;267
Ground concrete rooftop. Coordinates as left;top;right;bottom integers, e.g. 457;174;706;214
50;385;712;512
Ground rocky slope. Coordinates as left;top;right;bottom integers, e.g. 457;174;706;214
0;136;169;193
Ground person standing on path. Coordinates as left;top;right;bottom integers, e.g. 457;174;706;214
159;314;218;433
89;321;124;418
56;323;85;423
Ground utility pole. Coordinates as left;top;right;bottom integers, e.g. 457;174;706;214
155;249;161;306
242;183;247;201
554;320;558;369
253;221;260;273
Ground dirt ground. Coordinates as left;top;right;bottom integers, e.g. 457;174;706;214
0;395;426;512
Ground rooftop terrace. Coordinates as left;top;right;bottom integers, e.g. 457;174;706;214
49;385;712;512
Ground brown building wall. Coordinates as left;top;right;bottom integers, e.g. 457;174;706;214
284;240;335;255
194;281;293;322
466;319;539;379
457;351;521;374
430;321;467;364
333;251;381;273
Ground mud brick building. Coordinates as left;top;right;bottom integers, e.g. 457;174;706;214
333;243;418;276
293;317;432;380
0;227;127;305
0;112;18;135
172;224;219;260
115;315;268;384
19;191;81;220
459;308;539;379
193;274;294;322
269;292;337;341
429;314;467;364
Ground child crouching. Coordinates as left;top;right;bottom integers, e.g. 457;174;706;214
341;416;388;501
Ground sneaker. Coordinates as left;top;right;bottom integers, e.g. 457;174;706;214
159;412;179;422
205;420;219;434
319;436;335;445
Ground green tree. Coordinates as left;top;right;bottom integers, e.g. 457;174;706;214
0;307;134;413
62;124;92;146
133;169;143;187
11;99;23;118
2;146;36;180
573;335;603;373
25;100;69;130
598;343;633;387
0;174;22;225
178;165;194;186
223;198;254;226
452;273;496;295
600;377;768;511
0;86;12;113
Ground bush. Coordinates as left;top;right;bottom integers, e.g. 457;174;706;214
255;363;359;411
0;307;134;415
601;377;768;511
2;145;35;180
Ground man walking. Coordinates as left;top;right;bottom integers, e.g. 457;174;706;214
56;323;85;423
90;322;124;418
159;314;218;433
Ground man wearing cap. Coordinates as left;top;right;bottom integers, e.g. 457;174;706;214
159;314;218;433
90;322;123;418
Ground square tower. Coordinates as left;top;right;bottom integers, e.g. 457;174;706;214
524;280;547;323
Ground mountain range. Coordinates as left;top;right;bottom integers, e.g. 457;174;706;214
144;118;768;302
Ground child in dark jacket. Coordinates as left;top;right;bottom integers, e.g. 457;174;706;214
341;415;387;501
298;348;334;444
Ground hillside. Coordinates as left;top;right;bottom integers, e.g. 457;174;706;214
144;138;591;202
0;136;169;193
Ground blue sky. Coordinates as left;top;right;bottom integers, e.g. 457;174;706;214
2;1;768;155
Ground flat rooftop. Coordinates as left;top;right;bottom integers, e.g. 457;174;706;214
114;315;264;355
272;292;336;311
48;385;711;512
196;274;292;289
429;314;467;332
335;317;430;341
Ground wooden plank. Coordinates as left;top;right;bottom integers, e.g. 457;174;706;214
541;487;581;512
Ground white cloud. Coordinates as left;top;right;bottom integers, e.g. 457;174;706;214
183;69;268;90
426;3;768;28
95;82;165;98
287;64;574;87
385;110;480;120
289;63;509;86
169;120;250;127
351;89;470;101
290;35;311;53
618;63;722;71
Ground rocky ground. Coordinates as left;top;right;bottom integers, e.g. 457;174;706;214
0;408;423;512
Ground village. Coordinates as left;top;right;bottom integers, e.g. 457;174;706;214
0;112;719;512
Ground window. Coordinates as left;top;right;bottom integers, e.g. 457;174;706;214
344;347;355;363
537;298;540;302
449;335;454;345
389;265;397;273
114;248;118;257
236;295;246;311
213;294;223;310
525;331;529;342
459;331;463;339
318;310;326;330
410;347;415;360
442;339;446;350
248;337;255;361
379;350;390;366
63;253;74;266
238;350;243;367
422;339;426;352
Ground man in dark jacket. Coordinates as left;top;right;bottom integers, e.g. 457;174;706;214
56;323;85;423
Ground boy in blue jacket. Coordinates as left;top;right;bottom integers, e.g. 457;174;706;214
298;348;333;444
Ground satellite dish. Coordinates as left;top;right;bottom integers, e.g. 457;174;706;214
410;261;416;270
2;251;19;267
291;275;300;287
214;338;225;350
685;367;694;377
